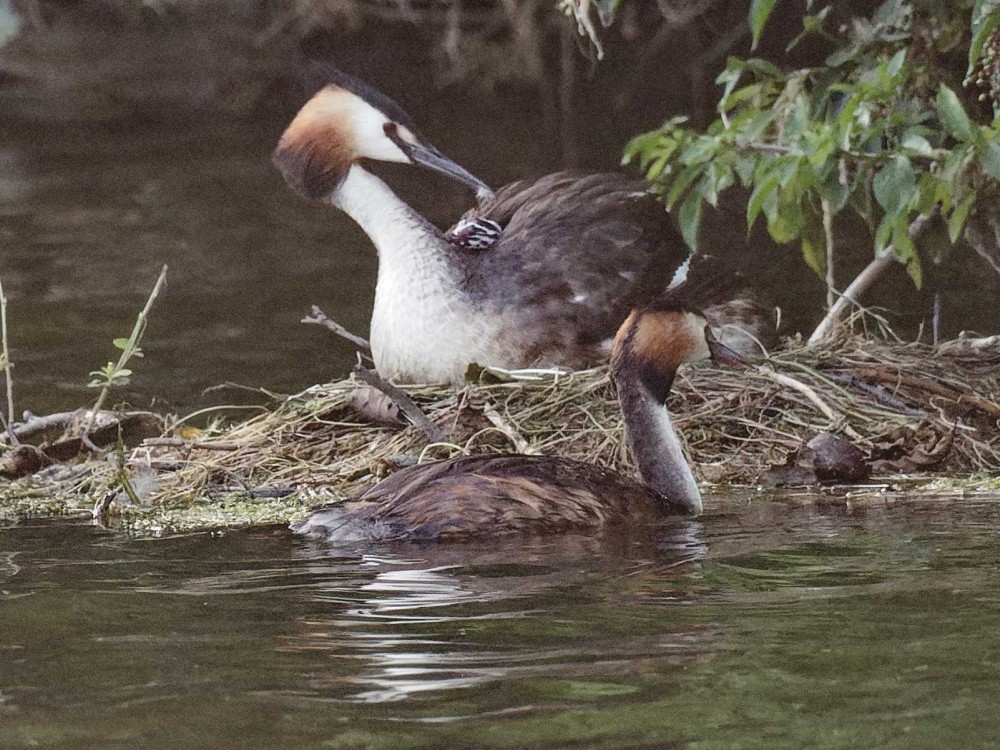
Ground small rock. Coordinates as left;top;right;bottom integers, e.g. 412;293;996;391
763;432;871;487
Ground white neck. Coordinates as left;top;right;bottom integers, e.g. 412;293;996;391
331;164;444;266
618;375;702;514
331;164;477;383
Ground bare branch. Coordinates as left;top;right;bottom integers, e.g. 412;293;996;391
302;305;371;352
808;212;935;344
0;275;16;445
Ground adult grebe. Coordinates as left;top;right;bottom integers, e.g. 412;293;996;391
291;292;743;543
273;70;692;384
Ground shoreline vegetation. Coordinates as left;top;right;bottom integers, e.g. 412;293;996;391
1;322;998;535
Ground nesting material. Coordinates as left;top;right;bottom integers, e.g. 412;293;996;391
2;335;999;533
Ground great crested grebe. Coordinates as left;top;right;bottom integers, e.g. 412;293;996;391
291;291;744;543
273;70;694;384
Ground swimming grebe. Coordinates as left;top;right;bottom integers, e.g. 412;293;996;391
291;292;743;543
273;70;692;384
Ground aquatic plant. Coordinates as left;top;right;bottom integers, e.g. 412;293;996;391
85;265;167;433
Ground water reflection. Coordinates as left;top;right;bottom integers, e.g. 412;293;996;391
281;523;709;706
3;501;1000;748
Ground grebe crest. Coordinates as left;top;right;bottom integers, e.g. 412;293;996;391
273;69;492;202
613;301;713;401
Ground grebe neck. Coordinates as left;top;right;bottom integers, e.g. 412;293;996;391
331;164;445;266
617;371;702;514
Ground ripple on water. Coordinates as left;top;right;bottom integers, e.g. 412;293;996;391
2;500;1000;748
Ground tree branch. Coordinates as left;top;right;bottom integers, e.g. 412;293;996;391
808;212;935;344
302;305;371;352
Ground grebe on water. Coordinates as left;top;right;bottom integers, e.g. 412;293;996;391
291;290;744;543
273;70;698;384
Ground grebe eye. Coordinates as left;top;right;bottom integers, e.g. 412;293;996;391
383;122;398;136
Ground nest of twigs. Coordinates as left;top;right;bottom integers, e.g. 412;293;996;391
136;334;1000;496
2;334;998;533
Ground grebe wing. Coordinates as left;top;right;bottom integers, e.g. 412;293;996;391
468;172;690;344
292;454;662;542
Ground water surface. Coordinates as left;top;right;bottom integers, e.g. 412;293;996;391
3;497;1000;749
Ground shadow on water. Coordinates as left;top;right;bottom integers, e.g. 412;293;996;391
2;497;1000;749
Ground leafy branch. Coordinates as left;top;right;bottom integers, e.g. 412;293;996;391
624;0;1000;341
86;265;168;433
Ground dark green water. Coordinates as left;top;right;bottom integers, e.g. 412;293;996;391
3;498;1000;749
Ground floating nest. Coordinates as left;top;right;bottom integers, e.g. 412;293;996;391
1;334;999;534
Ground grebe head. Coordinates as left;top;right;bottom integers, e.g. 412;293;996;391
611;298;745;401
273;69;492;201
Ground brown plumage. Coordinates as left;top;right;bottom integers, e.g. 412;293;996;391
291;293;744;544
293;455;667;542
458;172;688;357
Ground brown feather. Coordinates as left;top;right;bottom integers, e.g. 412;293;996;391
291;455;674;542
272;87;356;200
612;308;705;402
453;172;689;359
630;311;699;375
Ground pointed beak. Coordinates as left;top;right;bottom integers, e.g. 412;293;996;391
706;329;749;367
385;125;494;202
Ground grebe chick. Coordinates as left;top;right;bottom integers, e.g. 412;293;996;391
273;70;690;384
291;294;744;543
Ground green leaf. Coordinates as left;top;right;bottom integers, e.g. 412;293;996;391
665;163;707;209
787;6;831;51
940;144;976;184
893;218;922;287
734;154;758;185
113;338;130;351
873;156;917;214
765;191;804;244
747;172;781;228
700;163;735;207
915;173;944;214
678;193;703;250
948;191;977;243
741;58;783;79
968;8;1000;75
901;133;933;156
749;0;778;50
885;48;907;78
716;64;745;110
815;170;850;213
800;204;827;277
874;215;893;254
936;85;974;142
826;43;858;69
981;138;1000;181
